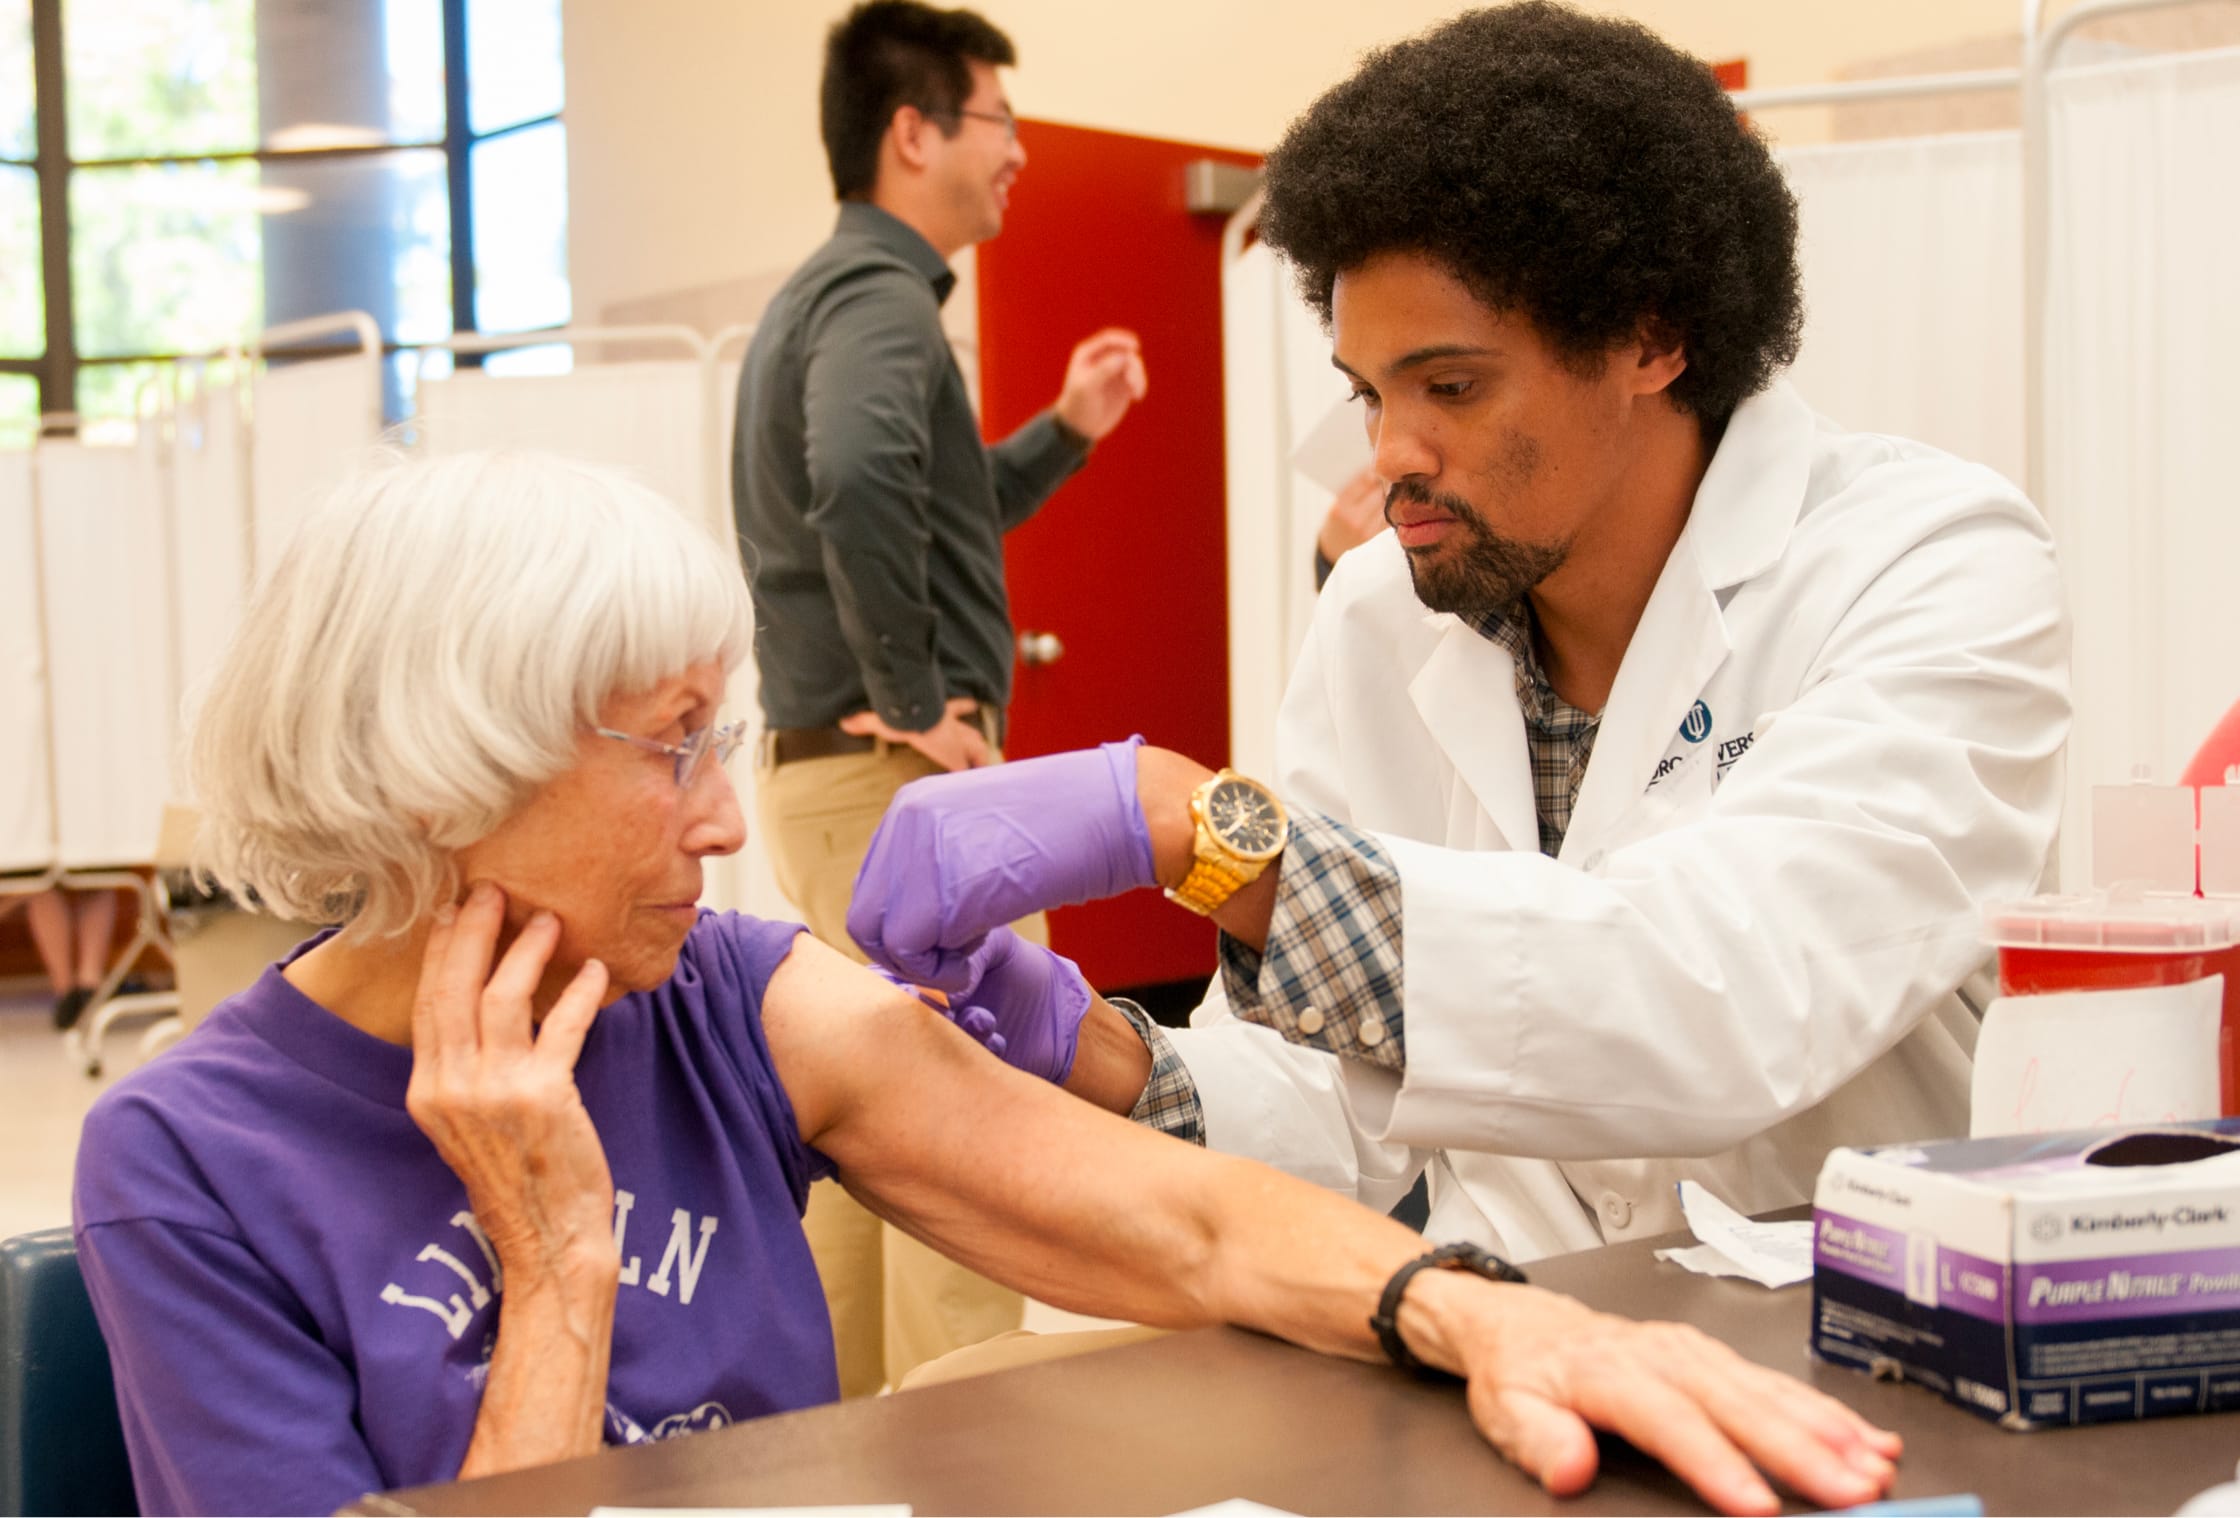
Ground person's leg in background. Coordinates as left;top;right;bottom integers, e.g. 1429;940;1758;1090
25;887;117;1031
757;740;1043;1394
74;888;116;992
25;890;74;1021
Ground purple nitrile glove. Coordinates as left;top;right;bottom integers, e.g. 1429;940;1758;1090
864;961;1009;1055
940;928;1094;1085
847;737;1158;990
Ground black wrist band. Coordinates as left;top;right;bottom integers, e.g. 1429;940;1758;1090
1370;1241;1530;1376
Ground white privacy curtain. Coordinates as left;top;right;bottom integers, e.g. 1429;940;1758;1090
0;450;53;873
250;353;383;585
2044;45;2240;888
416;361;713;531
171;374;250;753
35;441;175;867
134;416;182;803
1778;131;2026;488
1221;237;1359;783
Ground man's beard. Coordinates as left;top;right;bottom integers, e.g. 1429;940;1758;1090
1387;479;1569;618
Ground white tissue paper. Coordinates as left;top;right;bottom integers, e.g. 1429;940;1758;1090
1652;1180;1814;1288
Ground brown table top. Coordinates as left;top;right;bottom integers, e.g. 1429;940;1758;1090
353;1220;2240;1516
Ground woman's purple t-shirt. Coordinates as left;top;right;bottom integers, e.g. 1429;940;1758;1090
73;912;840;1517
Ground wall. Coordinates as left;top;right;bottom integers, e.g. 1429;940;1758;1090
563;0;2039;328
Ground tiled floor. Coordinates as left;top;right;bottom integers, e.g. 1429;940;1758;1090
0;987;167;1242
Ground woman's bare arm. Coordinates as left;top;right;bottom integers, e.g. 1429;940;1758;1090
762;933;1899;1517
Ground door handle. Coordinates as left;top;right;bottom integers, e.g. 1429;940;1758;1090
1016;630;1065;666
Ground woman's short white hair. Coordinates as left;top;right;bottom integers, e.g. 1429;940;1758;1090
190;449;754;938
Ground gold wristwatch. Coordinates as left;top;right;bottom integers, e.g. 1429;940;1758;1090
1164;769;1289;916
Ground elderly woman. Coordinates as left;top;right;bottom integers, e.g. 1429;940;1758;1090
73;452;1897;1518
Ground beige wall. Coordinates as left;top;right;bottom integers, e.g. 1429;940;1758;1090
564;0;2045;330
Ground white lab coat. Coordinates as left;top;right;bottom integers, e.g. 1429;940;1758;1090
1170;382;2071;1261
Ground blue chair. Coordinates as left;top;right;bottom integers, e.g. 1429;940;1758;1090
0;1228;136;1516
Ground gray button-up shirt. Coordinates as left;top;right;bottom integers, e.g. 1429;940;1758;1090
732;202;1087;734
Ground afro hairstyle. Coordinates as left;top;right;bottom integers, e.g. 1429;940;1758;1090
1257;1;1802;422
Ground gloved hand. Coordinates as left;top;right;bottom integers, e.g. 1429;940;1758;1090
863;962;1006;1052
848;737;1157;989
862;932;1092;1084
939;928;1094;1084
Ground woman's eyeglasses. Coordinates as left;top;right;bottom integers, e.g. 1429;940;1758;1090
597;718;750;790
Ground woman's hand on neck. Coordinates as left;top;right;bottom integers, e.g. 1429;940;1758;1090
284;889;577;1045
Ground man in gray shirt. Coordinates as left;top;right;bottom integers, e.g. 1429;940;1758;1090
731;0;1144;1398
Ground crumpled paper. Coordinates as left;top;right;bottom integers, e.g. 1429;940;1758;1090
1651;1180;1814;1288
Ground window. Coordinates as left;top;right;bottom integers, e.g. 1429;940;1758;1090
0;372;35;435
462;0;567;338
0;162;39;357
2;4;38;387
2;0;568;426
0;3;32;161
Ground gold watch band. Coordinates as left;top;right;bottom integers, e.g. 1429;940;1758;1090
1162;767;1286;917
1166;853;1259;916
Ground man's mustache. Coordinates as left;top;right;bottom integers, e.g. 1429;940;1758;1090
1385;478;1476;525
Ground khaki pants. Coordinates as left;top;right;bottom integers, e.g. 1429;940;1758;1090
756;740;1047;1396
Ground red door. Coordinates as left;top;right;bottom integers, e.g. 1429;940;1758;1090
977;122;1261;991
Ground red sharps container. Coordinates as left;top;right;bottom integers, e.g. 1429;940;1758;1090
1986;893;2240;1117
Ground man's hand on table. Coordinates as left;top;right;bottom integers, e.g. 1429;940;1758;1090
1402;1268;1902;1515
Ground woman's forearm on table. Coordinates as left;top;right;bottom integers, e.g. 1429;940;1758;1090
1186;1150;1429;1361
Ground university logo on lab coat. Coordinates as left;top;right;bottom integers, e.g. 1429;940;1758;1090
1679;701;1714;743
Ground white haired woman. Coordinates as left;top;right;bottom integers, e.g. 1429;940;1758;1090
73;452;1899;1517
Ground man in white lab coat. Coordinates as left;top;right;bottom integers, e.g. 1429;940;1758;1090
844;1;2072;1263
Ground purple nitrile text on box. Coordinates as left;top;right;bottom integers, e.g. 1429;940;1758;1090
2015;1244;2240;1323
1812;1210;2009;1321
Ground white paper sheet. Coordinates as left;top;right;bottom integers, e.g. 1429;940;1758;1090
1969;979;2221;1138
1653;1180;1814;1288
590;1507;908;1517
1286;391;1370;496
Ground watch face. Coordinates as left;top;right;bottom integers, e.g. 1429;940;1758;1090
1207;777;1286;860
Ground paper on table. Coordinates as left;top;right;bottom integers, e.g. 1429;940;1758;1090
1287;393;1371;496
1969;978;2221;1139
590;1508;908;1517
1652;1180;1814;1288
1169;1503;1301;1517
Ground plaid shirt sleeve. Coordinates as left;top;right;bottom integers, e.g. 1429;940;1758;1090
1218;809;1406;1072
1112;997;1207;1145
